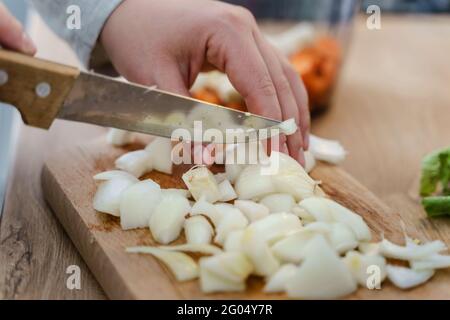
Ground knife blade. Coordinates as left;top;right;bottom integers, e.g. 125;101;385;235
58;72;281;143
0;49;281;143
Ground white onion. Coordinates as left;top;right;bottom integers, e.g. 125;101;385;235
191;197;223;227
184;215;214;245
235;165;276;200
225;164;244;184
158;243;222;255
271;229;316;264
199;268;245;293
126;246;198;281
286;235;357;299
248;212;303;245
379;238;446;261
259;193;295;214
119;179;162;230
266;23;315;56
234;200;270;222
410;254;450;270
328;222;359;254
93;178;137;216
264;264;297;293
115;150;152;178
214;208;248;245
93;170;138;182
145;137;173;174
278;118;297;136
162;188;191;198
358;242;381;255
223;230;244;252
106;128;134;146
182;166;221;203
214;173;228;183
309;135;347;165
386;265;434;289
241;227;280;277
269;151;322;201
342;251;387;287
218;179;237;202
149;194;191;244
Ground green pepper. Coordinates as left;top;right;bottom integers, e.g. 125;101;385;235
422;196;450;217
420;147;450;197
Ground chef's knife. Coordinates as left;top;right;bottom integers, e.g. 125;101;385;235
0;49;281;143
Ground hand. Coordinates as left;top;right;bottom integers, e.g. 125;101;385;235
0;3;36;55
101;0;310;163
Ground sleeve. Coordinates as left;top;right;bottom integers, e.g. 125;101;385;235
30;0;123;68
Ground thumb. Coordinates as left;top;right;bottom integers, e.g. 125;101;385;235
0;3;36;55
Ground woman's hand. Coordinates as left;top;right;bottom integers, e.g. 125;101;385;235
0;3;36;55
101;0;310;163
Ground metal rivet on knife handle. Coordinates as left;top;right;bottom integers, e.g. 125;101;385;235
35;82;51;98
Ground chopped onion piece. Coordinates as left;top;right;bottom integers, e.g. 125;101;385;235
93;178;136;216
120;179;162;230
266;23;315;56
271;229;317;264
264;264;297;293
158;243;222;255
218;179;237;202
298;197;334;222
304;151;316;173
214;208;248;245
149;194;191;244
162;188;191;198
126;246;198;281
235;165;276;200
145;137;173;174
309;135;347;165
184;215;214;245
358;242;381;255
278;118;297;136
410;254;450;270
379;238;446;261
286;235;357;299
93;170;138;182
200;252;253;284
191;197;223;227
329;222;359;254
225;164;244;184
115;150;152;178
343;251;387;287
224;230;244;252
214;173;228;184
200;268;245;293
270;151;323;201
106;128;134;146
259;193;295;214
234;200;270;222
249;212;303;245
241;227;280;277
386;265;434;289
182;166;221;203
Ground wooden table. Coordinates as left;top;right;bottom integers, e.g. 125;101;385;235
1;15;450;299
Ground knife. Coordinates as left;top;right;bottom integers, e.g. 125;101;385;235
0;49;280;143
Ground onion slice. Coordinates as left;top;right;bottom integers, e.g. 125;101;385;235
93;170;138;182
158;243;222;255
286;235;357;299
264;264;297;293
126;246;198;281
234;200;270;222
379;238;446;261
106;128;134;146
145;137;173;174
342;251;387;287
309;135;347;165
182;166;221;203
386;265;434;289
410;254;450;270
218;179;238;202
93;178;136;217
259;193;295;214
115;150;152;178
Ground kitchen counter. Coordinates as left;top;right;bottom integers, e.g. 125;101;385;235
1;15;450;299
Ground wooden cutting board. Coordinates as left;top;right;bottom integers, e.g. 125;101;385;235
41;136;450;299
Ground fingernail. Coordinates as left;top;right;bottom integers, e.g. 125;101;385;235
298;148;306;166
303;132;310;151
21;32;37;55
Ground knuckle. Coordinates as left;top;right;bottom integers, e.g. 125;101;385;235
277;76;292;94
256;74;276;97
217;6;254;28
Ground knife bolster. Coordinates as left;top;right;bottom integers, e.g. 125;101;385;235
0;50;80;129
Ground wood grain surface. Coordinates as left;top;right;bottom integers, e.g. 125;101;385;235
1;15;450;299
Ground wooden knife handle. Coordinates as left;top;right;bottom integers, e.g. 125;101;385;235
0;49;80;129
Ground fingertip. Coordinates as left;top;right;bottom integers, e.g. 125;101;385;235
21;32;37;56
297;148;306;167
